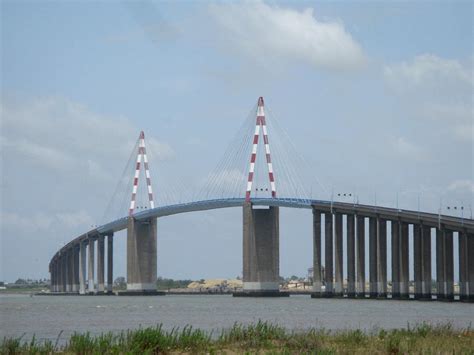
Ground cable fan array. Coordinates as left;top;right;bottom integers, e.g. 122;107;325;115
101;98;329;223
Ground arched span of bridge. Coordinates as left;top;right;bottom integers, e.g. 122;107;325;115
49;198;474;301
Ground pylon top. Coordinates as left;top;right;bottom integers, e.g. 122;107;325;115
129;131;155;216
245;96;276;201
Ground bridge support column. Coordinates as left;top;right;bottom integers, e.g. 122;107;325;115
422;226;432;300
61;255;67;293
468;234;474;302
79;241;86;294
126;217;159;293
369;217;377;298
391;220;400;299
51;262;56;292
88;238;95;294
459;232;467;301
400;222;409;299
311;209;323;297
377;218;387;298
107;233;114;294
347;214;356;298
436;228;446;300
334;213;343;297
65;251;71;292
356;215;365;298
445;231;454;301
414;224;422;299
324;212;334;297
97;235;105;293
239;203;285;297
73;247;79;292
69;249;75;292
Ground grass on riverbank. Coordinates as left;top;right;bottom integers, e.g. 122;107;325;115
2;321;473;354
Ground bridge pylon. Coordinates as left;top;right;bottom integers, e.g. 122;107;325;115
235;97;286;297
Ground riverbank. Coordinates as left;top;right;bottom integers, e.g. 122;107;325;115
1;321;472;354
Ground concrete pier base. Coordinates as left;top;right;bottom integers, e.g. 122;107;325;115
239;202;281;297
126;217;158;293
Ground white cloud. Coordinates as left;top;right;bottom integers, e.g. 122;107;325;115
384;54;473;142
384;54;472;90
0;210;93;234
208;1;366;71
391;137;425;160
1;96;175;180
448;179;474;194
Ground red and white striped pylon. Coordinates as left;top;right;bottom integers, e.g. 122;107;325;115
245;97;276;202
129;131;155;216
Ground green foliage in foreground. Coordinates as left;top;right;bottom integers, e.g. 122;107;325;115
1;321;473;354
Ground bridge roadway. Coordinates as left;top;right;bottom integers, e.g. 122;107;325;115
49;198;474;300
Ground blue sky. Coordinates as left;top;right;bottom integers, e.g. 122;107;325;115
1;0;472;282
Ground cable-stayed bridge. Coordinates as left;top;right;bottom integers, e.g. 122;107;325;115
49;97;474;301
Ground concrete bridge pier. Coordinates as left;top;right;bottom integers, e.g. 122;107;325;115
51;261;57;292
414;224;423;299
391;220;400;299
369;217;377;298
72;247;80;292
460;231;474;302
311;209;323;297
422;226;432;300
346;214;356;298
468;234;474;302
79;241;86;294
65;252;71;293
436;228;454;301
399;222;409;299
236;202;286;297
126;217;159;294
356;215;365;298
107;233;114;294
377;218;387;298
459;231;468;301
97;235;105;293
324;212;334;297
61;254;67;292
334;213;343;297
445;231;454;300
88;238;95;294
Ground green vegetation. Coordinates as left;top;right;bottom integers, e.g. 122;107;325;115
1;321;473;354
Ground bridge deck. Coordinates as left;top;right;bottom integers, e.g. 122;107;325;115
49;198;474;268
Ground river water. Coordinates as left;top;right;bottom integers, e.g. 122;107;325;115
1;294;473;343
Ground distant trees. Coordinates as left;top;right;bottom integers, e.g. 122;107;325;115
114;277;126;289
156;277;192;290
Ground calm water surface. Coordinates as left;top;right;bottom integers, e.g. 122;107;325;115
1;294;473;342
